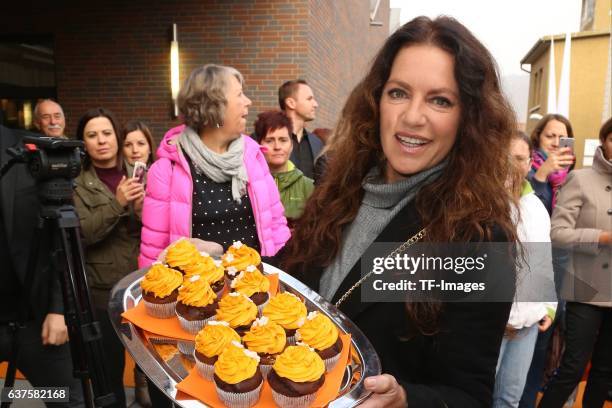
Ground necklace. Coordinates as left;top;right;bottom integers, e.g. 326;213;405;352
334;228;427;308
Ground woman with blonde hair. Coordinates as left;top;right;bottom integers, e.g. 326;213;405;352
140;64;289;266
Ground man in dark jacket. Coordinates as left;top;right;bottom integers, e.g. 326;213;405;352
278;79;324;181
0;125;83;407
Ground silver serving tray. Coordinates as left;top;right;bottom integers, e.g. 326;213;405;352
109;263;381;407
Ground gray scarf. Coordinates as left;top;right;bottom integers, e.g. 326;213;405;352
319;161;447;300
179;126;248;203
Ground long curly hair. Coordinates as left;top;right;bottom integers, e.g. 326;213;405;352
283;16;518;327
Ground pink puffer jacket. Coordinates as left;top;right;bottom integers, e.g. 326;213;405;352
139;125;290;267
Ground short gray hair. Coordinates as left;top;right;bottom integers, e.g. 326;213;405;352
34;99;64;120
178;64;244;132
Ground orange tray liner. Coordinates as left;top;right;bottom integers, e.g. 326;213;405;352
176;333;351;408
121;274;279;341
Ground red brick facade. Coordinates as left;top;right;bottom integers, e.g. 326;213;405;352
2;0;389;141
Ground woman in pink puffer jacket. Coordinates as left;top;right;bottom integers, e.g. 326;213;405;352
139;64;290;267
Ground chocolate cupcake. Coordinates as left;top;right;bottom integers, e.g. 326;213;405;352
222;241;263;284
176;275;218;334
182;253;226;297
231;267;270;313
242;316;287;378
215;292;258;336
296;311;343;371
140;263;183;318
193;321;240;380
214;341;263;408
268;344;326;408
165;238;200;274
262;292;307;344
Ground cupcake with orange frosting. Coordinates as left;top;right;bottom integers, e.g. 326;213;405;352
182;253;226;297
222;241;262;284
231;266;270;313
193;321;241;380
140;263;183;318
242;316;287;378
175;275;218;334
262;292;307;344
215;292;258;336
296;311;343;371
165;238;201;274
268;344;326;408
214;341;263;408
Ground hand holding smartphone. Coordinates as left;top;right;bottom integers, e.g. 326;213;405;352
133;161;147;184
558;137;574;153
557;137;575;169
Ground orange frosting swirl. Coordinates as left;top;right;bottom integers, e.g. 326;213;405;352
242;316;286;355
194;321;240;358
222;241;261;271
183;254;224;284
296;311;339;351
177;275;217;307
272;345;325;383
214;341;260;384
262;292;307;330
165;238;200;270
140;263;183;298
231;268;270;297
215;293;258;328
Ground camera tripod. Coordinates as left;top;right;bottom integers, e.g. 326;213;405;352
0;137;115;408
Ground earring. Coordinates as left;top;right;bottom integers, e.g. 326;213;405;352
216;123;220;128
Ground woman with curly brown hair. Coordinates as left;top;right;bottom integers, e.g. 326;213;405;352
281;16;518;407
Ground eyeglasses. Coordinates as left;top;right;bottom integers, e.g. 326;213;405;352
513;156;532;165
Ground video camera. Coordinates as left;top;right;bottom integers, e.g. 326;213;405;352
4;136;83;203
0;133;115;408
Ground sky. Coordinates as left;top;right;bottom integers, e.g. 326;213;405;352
390;0;583;119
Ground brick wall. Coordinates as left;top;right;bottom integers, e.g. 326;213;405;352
2;0;388;142
307;0;390;130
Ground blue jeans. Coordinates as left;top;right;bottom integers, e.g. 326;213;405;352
494;324;540;408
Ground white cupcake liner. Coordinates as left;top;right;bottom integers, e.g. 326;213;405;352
286;334;297;346
216;381;263;408
271;389;317;408
324;352;341;372
177;340;195;356
259;363;272;379
256;298;269;315
143;299;177;319
194;353;215;381
176;313;215;334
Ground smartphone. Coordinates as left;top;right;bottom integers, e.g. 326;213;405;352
558;137;574;153
133;161;147;184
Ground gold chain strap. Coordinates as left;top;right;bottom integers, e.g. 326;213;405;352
334;228;427;308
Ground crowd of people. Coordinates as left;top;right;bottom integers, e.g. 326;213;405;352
1;15;611;408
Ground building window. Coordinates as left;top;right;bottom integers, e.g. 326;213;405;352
580;0;595;31
531;68;543;107
0;35;56;130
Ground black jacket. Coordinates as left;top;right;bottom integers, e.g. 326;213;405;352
289;128;324;181
286;201;513;408
0;126;63;322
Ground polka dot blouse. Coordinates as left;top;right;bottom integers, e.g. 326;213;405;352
187;157;260;252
